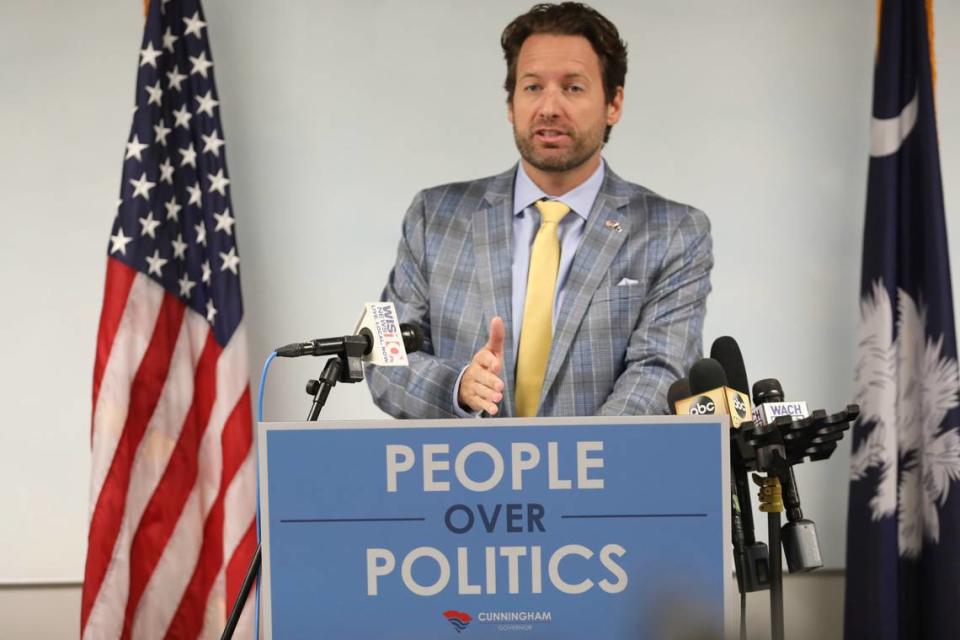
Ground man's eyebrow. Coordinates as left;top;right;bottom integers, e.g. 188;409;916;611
518;72;590;81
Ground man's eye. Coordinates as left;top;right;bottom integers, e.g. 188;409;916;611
523;84;541;93
567;84;585;93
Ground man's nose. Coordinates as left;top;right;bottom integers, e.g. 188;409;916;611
537;86;562;118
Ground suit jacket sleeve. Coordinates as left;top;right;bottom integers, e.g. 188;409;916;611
365;191;470;418
597;206;713;416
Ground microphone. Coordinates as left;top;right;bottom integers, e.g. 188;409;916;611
708;336;771;594
751;378;822;573
275;301;423;362
275;324;422;359
673;358;752;427
751;378;809;426
666;377;691;415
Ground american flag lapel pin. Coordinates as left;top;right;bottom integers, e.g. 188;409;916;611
604;219;622;232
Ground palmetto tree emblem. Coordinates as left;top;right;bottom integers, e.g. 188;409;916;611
851;280;960;558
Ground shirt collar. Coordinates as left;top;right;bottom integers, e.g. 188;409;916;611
512;158;606;221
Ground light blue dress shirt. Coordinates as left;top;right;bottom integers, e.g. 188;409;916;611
453;159;606;416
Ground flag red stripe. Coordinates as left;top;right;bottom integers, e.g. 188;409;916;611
91;258;138;441
120;331;221;640
165;389;253;639
81;291;187;631
225;519;257;625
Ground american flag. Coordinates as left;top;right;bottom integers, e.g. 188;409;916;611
82;1;256;638
846;1;960;639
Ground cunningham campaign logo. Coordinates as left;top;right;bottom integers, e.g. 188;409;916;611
443;610;472;633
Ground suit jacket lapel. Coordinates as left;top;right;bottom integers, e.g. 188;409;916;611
473;167;517;416
540;168;632;407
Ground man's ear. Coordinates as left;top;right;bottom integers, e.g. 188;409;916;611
606;86;624;126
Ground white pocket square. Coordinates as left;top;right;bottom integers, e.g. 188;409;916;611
616;277;639;286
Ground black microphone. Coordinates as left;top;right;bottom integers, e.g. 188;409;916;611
708;336;771;594
276;323;423;359
710;336;749;395
751;378;822;573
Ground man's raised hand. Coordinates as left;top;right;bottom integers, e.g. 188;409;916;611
458;316;506;415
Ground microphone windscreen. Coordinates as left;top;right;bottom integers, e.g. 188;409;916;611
400;323;424;354
666;377;691;414
752;378;784;405
710;336;750;395
688;358;728;394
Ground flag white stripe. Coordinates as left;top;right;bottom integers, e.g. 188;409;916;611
223;454;256;562
89;274;165;520
130;490;205;640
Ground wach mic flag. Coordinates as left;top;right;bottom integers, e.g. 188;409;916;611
82;1;257;638
846;2;960;639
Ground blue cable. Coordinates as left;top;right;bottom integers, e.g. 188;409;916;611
253;351;277;640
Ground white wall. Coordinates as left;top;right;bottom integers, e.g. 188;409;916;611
1;0;959;598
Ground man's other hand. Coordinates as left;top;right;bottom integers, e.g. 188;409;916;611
458;316;506;415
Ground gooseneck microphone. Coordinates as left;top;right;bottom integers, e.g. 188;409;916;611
709;337;770;594
276;323;423;359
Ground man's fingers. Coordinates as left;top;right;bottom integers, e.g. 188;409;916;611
485;316;506;358
473;368;504;393
474;349;502;375
469;382;501;414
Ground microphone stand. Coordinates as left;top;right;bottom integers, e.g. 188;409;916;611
731;405;858;640
220;341;368;640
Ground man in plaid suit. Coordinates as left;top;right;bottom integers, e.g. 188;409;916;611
366;3;712;418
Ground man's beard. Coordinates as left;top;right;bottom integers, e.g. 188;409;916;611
513;122;604;173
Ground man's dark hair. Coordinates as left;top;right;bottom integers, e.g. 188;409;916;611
501;2;628;107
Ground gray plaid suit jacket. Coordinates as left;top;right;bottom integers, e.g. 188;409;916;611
365;163;713;418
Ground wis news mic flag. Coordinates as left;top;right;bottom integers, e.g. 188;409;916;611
846;2;960;639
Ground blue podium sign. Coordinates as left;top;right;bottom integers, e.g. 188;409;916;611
259;416;732;638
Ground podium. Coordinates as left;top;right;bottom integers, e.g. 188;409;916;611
258;416;734;638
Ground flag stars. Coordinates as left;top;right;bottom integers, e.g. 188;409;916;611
164;196;182;222
173;105;193;130
194;222;207;246
153;121;171;146
139;211;161;238
186;182;202;206
189;51;213;78
179;143;198;168
162;26;179;53
129;172;156;200
195;91;219;117
201;260;212;283
178;273;196;298
145;81;163;106
201;131;225;156
139;41;162;68
205;299;217;323
219;247;240;274
146;249;168;276
125;134;149;161
207;169;230;195
110;228;133;255
159;158;174;184
183;12;207;38
166;66;187;92
213;208;235;235
172;233;188;260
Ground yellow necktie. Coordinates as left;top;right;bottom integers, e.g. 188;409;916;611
515;200;570;417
